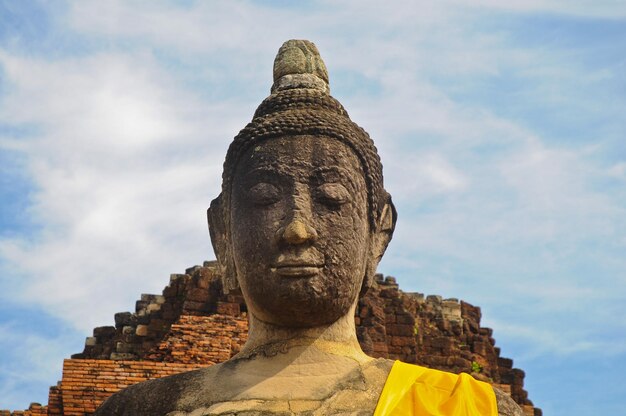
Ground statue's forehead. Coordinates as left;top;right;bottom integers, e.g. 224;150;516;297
236;136;362;172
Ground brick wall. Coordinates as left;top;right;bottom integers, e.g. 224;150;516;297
0;403;47;416
146;314;248;363
55;359;209;415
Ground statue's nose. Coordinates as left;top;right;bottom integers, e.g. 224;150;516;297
282;219;318;245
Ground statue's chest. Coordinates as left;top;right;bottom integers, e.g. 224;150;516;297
168;364;388;415
167;359;392;415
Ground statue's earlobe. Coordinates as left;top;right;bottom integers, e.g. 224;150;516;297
361;197;397;296
379;202;395;232
207;195;239;293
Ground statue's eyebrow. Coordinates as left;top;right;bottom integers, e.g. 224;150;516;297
242;163;286;178
311;166;358;190
243;159;309;178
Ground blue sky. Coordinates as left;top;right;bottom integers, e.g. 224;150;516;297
0;1;625;414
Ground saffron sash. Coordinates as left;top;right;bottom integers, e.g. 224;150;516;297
374;361;497;416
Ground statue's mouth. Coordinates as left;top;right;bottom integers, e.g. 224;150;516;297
271;263;323;277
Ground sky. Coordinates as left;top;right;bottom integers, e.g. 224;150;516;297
0;0;625;414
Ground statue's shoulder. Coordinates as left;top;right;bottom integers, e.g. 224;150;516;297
494;387;525;416
93;364;222;416
359;357;395;390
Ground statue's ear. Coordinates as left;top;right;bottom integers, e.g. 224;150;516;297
207;195;239;293
361;196;397;296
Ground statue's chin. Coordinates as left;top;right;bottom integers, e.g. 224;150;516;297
245;286;357;328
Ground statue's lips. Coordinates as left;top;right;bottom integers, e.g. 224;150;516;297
271;263;323;277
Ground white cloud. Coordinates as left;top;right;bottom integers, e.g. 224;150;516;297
0;50;247;331
0;324;66;381
0;322;76;409
607;162;626;180
498;138;621;243
485;320;601;359
389;152;469;202
66;1;275;53
447;0;626;19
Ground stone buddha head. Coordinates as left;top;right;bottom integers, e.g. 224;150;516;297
208;39;396;329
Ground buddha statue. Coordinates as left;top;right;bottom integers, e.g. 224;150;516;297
94;40;523;416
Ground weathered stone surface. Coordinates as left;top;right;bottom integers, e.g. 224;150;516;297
495;388;526;416
135;324;148;336
114;312;132;328
271;39;329;94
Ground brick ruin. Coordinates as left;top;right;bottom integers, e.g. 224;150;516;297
2;261;541;415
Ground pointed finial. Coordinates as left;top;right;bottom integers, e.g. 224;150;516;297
271;39;330;94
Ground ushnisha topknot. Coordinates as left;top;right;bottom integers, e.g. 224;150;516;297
218;40;392;226
271;39;329;94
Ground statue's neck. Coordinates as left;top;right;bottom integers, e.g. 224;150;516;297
238;302;370;364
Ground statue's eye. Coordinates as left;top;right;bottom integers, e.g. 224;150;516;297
248;182;281;206
315;183;351;207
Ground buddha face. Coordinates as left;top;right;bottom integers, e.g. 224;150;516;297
230;135;370;327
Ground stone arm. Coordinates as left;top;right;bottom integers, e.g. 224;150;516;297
495;387;526;416
92;375;181;416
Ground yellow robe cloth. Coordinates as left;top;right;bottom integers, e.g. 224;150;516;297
373;361;498;416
